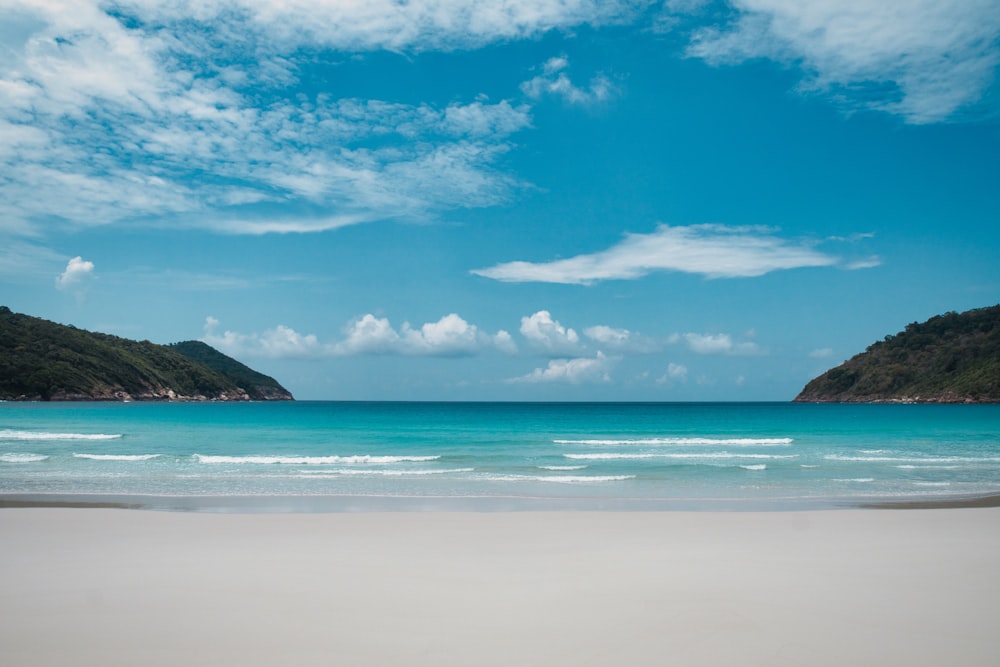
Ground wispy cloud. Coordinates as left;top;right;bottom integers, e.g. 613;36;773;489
686;0;1000;123
473;224;849;284
583;325;660;353
0;1;642;238
656;362;689;385
676;332;763;356
507;352;616;384
521;56;618;106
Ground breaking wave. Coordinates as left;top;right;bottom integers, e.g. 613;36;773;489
0;452;49;463
564;453;798;461
0;430;122;441
73;453;161;461
193;454;440;465
554;437;792;446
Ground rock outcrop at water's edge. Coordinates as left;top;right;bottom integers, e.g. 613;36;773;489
795;305;1000;403
0;306;293;402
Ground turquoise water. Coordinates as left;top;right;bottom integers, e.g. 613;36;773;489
1;401;999;510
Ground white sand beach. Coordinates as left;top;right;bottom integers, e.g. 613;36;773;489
2;508;998;666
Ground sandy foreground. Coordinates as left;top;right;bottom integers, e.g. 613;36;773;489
2;508;999;666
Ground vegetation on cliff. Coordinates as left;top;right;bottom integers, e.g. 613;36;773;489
795;305;1000;403
0;306;293;401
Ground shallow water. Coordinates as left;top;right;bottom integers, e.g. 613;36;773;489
2;401;998;510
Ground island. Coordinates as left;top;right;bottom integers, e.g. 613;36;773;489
0;306;293;401
795;304;999;403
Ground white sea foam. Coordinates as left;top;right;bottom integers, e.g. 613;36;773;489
895;465;961;470
739;464;767;471
0;430;122;441
0;452;49;463
834;478;875;483
800;464;820;468
193;454;440;465
563;452;798;461
912;481;951;487
538;465;587;471
826;455;1000;464
486;474;636;483
554;437;793;446
295;468;474;477
73;453;161;461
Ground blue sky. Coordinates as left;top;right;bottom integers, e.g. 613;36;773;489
2;0;998;400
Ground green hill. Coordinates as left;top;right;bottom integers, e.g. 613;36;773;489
0;307;293;401
795;305;1000;403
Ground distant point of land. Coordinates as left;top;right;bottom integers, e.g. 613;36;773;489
0;306;293;402
795;304;1000;404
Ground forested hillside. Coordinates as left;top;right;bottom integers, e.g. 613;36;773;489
0;307;292;401
795;305;999;403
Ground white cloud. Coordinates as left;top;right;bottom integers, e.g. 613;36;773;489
203;317;323;359
521;56;618;106
4;0;645;236
519;310;582;354
657;362;689;385
134;1;642;53
508;352;616;384
202;312;515;358
473;224;843;284
583;325;660;353
341;313;515;356
809;347;835;359
687;0;1000;123
682;332;762;356
583;325;630;345
55;256;94;292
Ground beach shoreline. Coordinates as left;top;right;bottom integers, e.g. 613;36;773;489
4;489;1000;512
2;506;999;666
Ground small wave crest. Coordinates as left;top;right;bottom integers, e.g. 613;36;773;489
0;430;122;441
564;453;798;461
0;452;49;463
826;455;1000;464
739;464;767;471
295;468;474;477
73;453;160;461
486;473;636;484
538;465;587;471
554;437;793;446
193;454;441;465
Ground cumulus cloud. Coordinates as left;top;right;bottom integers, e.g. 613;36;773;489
203;312;515;358
507;352;616;384
335;313;515;357
473;224;846;284
203;317;323;358
519;310;582;354
679;332;763;355
0;0;642;237
521;56;618;105
55;256;95;292
686;0;1000;123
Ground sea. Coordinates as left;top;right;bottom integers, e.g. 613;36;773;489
2;401;998;511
